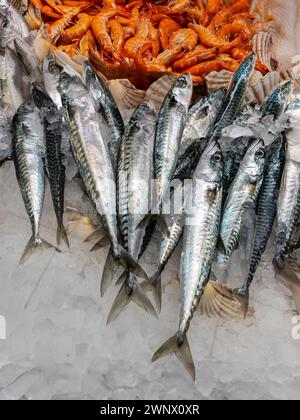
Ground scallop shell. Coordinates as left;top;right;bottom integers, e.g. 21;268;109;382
250;70;264;86
205;70;233;93
245;71;281;105
145;75;176;115
108;79;146;123
252;31;275;71
287;56;300;87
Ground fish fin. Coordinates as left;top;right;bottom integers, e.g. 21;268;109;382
66;207;98;240
199;281;254;320
114;244;149;281
100;248;118;297
152;335;195;381
107;278;158;324
57;223;70;248
115;271;127;286
90;235;110;252
20;236;61;265
138;214;170;237
83;227;105;243
142;270;162;313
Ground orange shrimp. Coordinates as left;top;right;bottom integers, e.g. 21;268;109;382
123;34;152;58
167;0;191;13
103;0;116;8
186;59;223;76
108;19;125;53
152;47;184;66
54;42;79;56
48;6;83;41
191;75;205;85
148;20;160;58
217;18;252;41
228;0;251;14
193;0;209;25
206;0;222;17
44;0;64;15
189;23;225;48
60;13;91;43
168;28;198;51
173;47;217;71
217;54;240;72
158;18;181;50
91;8;129;53
219;36;244;53
42;5;62;19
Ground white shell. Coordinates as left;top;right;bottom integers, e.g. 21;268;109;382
252;31;275;71
145;75;176;114
205;70;233;93
108;79;146;123
245;71;281;105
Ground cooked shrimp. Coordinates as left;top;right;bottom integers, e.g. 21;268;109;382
103;0;116;8
228;0;251;14
169;28;198;51
152;47;184;66
108;19;125;53
217;18;252;41
173;47;217;71
231;47;269;73
186;59;223;75
60;13;91;43
158;18;181;50
189;23;224;48
206;0;222;16
123;34;152;58
48;6;83;41
148;20;160;58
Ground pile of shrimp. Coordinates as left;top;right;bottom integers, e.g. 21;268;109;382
27;0;268;88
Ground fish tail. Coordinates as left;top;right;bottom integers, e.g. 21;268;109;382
232;288;250;319
107;275;158;324
57;222;70;248
152;334;195;381
83;227;105;243
143;270;162;313
20;235;61;265
100;248;118;297
89;235;110;252
113;243;149;282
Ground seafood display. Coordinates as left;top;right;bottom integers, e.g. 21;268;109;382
2;0;300;383
18;0;267;88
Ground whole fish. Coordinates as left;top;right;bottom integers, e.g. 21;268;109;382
107;101;158;323
209;53;256;142
59;71;148;291
234;134;286;312
32;83;69;248
217;138;266;267
0;0;30;48
146;213;184;312
0;104;12;161
152;141;224;380
83;62;124;170
260;80;293;121
142;74;192;229
12;103;58;264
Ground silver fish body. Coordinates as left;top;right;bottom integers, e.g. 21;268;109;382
0;103;12;161
83;62;124;170
179;89;225;156
260;80;293;121
217;138;266;267
59;72;118;245
236;134;285;299
209;53;256;141
152;141;224;379
275;91;300;266
154;74;192;211
12;103;57;263
107;101;158;323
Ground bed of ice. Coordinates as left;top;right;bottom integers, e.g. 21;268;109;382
0;161;300;400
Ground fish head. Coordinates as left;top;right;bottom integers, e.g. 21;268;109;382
172;74;193;108
241;138;266;178
31;83;52;109
233;52;256;83
197;140;224;183
131;101;157;136
83;60;106;103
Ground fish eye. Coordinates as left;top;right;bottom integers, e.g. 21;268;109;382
1;16;8;28
255;148;265;158
133;121;141;130
212;152;222;162
177;76;187;87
